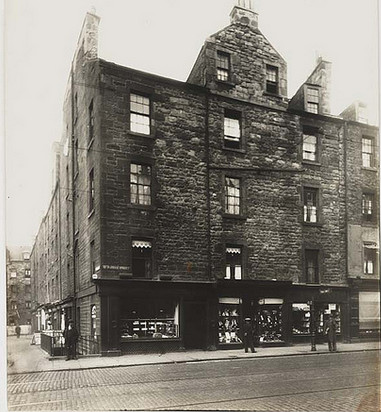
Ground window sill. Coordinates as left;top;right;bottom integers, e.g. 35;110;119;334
127;204;156;212
361;167;378;173
128;130;155;139
302;221;324;228
263;91;283;99
216;79;236;87
88;209;95;219
302;160;321;167
222;213;247;221
223;146;246;154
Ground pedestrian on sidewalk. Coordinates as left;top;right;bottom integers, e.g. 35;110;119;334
15;325;21;338
63;319;79;360
323;314;337;352
243;318;256;353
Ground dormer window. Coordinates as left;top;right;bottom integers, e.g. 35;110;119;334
306;88;319;114
266;65;278;94
216;51;230;81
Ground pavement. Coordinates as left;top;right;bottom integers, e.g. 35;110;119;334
7;335;380;375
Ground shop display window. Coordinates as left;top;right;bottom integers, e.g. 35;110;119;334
292;303;311;335
120;299;179;340
293;303;341;335
218;298;242;344
257;298;283;342
316;303;341;334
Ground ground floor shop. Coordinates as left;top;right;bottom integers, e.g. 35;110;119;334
94;280;353;355
34;280;378;355
348;278;380;341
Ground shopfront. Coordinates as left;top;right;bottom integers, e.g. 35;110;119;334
98;280;214;355
290;285;349;344
216;280;292;349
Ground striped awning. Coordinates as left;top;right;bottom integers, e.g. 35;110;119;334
226;247;241;254
132;240;152;248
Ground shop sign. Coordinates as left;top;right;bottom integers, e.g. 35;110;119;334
259;298;283;305
102;265;129;270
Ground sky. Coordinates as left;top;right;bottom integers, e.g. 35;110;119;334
4;0;380;247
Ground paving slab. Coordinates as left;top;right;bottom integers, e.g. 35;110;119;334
7;335;380;375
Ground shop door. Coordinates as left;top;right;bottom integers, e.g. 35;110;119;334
184;302;207;349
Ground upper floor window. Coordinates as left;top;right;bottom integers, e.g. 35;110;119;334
130;163;152;205
25;269;31;278
306;88;319;114
10;272;16;278
89;169;95;213
266;65;278;94
225;177;241;215
305;249;319;283
23;252;30;261
26;301;31;309
362;137;374;168
224;111;241;149
303;187;318;223
225;246;242;280
364;244;378;275
216;51;230;81
130;93;150;135
362;193;375;222
90;240;96;277
88;99;94;142
132;240;152;278
302;131;317;161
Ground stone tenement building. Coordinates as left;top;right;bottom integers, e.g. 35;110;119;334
31;2;379;355
7;246;32;327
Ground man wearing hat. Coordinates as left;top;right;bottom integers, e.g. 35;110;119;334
243;317;256;353
63;319;79;360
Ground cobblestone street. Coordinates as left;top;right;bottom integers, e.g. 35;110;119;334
8;350;380;411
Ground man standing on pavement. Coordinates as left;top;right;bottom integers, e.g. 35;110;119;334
15;324;21;338
63;319;79;360
243;317;256;353
324;314;337;352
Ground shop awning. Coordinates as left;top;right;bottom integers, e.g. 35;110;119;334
226;247;241;254
132;240;152;248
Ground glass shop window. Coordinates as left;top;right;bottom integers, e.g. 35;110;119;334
120;299;179;340
218;298;242;345
315;304;341;334
292;303;311;335
257;298;284;343
359;291;380;332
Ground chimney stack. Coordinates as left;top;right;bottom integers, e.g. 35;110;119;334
230;0;258;29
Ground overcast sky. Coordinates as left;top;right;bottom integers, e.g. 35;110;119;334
4;0;379;247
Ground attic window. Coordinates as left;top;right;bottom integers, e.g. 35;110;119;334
216;52;230;82
266;65;278;94
306;88;319;114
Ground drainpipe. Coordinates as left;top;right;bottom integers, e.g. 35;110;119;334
70;65;77;326
343;121;350;343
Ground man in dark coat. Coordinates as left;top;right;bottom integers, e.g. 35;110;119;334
243;317;256;353
324;314;337;352
15;325;21;338
63;319;79;360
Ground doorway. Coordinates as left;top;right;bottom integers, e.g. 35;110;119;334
184;302;207;349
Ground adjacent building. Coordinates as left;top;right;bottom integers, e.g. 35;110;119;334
6;246;32;327
31;1;379;355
